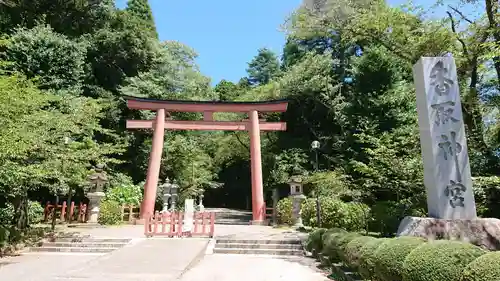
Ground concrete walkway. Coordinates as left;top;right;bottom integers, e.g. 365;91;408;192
179;254;329;281
0;214;326;280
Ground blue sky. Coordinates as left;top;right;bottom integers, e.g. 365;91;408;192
115;0;466;86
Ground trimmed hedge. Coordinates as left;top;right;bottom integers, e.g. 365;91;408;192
305;228;327;253
373;236;426;281
301;198;370;231
344;236;376;269
460;251;500;281
321;228;348;262
334;232;363;262
358;238;389;280
402;240;486;281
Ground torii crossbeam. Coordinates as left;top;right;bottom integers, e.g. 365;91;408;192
125;96;288;224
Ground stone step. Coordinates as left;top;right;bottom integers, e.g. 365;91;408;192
216;239;302;245
215;243;303;250
42;242;128;248
213;248;304;256
48;237;132;243
29;247;118;253
214;221;250;225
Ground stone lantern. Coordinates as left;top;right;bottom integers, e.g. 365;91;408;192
170;180;179;211
161;178;172;213
288;175;306;228
87;164;108;223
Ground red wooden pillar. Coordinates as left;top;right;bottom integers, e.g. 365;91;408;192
140;109;166;219
249;110;265;224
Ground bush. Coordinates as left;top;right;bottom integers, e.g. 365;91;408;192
305;228;327;253
473;176;500;217
402;240;486;281
370;201;426;237
321;228;348;260
322;231;361;263
276;197;293;225
106;183;143;206
302;197;370;231
460;251;500;281
358;238;389;280
98;200;122;225
373;236;426;281
334;232;363;262
344;236;377;269
27;201;44;225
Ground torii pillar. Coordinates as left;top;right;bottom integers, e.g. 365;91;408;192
249;110;265;223
124;96;288;224
141;109;165;218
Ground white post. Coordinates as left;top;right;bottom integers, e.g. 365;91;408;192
413;57;477;219
183;199;195;232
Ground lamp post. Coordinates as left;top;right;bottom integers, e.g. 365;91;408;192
170;179;179;211
311;140;322;227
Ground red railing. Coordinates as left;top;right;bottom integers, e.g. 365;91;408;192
43;201;87;223
262;204;275;224
144;211;215;238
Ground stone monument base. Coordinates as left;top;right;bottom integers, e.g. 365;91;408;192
397;216;500;250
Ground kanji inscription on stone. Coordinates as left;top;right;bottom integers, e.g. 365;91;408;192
413;57;476;219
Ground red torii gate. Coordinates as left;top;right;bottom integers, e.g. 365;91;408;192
125;96;288;224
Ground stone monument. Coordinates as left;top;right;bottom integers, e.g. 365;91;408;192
87;164;107;223
414;56;476;219
183;198;195;233
397;57;500;250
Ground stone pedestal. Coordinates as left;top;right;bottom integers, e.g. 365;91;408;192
397;216;500;250
87;192;105;224
291;194;306;228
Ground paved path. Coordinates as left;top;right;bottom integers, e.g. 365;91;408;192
179;254;329;281
0;209;325;280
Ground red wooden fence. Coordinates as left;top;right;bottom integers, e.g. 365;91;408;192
44;201;87;223
144;211;215;238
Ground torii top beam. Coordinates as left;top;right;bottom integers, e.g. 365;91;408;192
124;96;288;113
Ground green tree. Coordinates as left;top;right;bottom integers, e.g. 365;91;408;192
246;48;281;86
2;25;87;91
126;0;157;37
0;74;123;228
214;79;244;101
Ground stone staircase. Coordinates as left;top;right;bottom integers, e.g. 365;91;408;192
213;238;304;256
29;235;131;254
211;209;252;225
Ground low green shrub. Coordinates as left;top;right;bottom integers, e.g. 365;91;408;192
344;236;376;269
373;236;426;281
301;197;370;231
460;251;500;281
305;228;327;253
106;183;143;206
98;200;122;225
321;231;361;263
358;238;389;280
402;240;486;281
321;228;348;261
276;197;293;225
28;201;44;224
334;232;363;262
